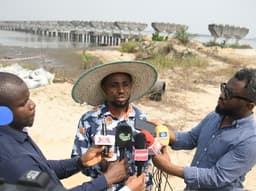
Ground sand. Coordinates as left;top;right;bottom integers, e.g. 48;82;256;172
1;42;256;190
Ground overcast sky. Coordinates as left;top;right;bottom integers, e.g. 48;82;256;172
1;0;255;38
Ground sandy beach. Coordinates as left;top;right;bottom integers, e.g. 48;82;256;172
1;41;256;190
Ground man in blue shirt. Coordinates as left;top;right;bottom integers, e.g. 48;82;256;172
153;68;256;190
0;72;146;191
71;61;158;190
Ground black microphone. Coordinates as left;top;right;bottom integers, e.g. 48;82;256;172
102;122;110;157
115;125;132;161
134;133;148;176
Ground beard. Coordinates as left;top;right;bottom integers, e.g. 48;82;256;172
110;97;130;108
215;105;241;117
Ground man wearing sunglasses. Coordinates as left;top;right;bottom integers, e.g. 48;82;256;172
152;68;256;191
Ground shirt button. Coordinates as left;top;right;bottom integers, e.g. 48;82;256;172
196;161;200;165
212;135;215;138
204;148;207;151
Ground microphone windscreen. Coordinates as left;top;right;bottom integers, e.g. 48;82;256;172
0;106;13;126
134;133;146;149
115;125;132;148
140;130;155;147
155;125;169;146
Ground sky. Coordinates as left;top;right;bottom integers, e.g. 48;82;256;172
0;0;255;38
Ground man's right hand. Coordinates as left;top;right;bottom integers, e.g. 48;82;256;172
80;145;105;167
125;173;146;191
103;159;129;187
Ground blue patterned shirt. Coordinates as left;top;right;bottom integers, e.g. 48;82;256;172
71;103;153;191
172;112;256;191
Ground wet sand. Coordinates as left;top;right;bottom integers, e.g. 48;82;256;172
0;45;87;81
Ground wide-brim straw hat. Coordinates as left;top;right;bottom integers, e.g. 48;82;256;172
72;60;158;106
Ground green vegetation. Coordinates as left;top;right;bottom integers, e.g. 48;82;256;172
120;41;139;53
174;29;189;44
204;41;252;49
147;53;208;71
81;51;102;69
120;40;208;72
0;62;36;70
152;32;167;41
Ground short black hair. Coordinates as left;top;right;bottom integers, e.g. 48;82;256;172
234;68;256;103
0;72;26;105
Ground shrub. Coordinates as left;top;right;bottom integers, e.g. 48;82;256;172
174;29;189;44
120;41;139;53
152;32;166;41
81;52;102;69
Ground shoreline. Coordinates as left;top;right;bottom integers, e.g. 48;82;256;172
0;45;85;81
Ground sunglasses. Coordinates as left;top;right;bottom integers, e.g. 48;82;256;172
220;82;253;102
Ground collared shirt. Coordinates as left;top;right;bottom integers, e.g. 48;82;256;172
71;103;153;191
172;112;256;191
0;127;108;191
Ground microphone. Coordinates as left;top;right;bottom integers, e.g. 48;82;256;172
115;125;132;161
0;106;13;126
140;129;162;155
155;125;169;146
102;122;110;156
94;122;115;157
134;133;148;176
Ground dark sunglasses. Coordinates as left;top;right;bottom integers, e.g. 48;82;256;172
220;82;253;102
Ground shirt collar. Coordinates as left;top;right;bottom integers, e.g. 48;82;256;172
234;112;255;128
220;112;255;128
99;103;136;120
0;127;28;143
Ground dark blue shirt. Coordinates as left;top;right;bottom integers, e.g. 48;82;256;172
172;112;256;191
0;127;108;191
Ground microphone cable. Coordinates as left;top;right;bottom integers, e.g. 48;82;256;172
152;166;174;191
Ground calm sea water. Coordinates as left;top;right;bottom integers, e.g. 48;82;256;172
0;30;255;49
0;30;89;48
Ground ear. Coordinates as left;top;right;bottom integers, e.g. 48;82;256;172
246;102;255;110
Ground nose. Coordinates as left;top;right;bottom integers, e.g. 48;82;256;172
28;99;36;110
118;85;125;93
220;91;226;100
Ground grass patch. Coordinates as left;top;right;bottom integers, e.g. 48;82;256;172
204;41;252;49
119;41;140;53
146;53;208;72
81;51;102;69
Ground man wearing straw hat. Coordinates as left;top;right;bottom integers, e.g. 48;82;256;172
71;61;158;191
0;72;145;191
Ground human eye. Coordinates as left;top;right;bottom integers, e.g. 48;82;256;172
111;83;119;88
19;99;28;107
123;81;130;87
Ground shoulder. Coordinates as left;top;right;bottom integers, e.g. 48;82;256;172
131;104;147;118
80;105;106;121
202;111;220;122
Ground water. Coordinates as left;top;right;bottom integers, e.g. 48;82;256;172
193;35;256;48
1;30;255;49
0;30;89;49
